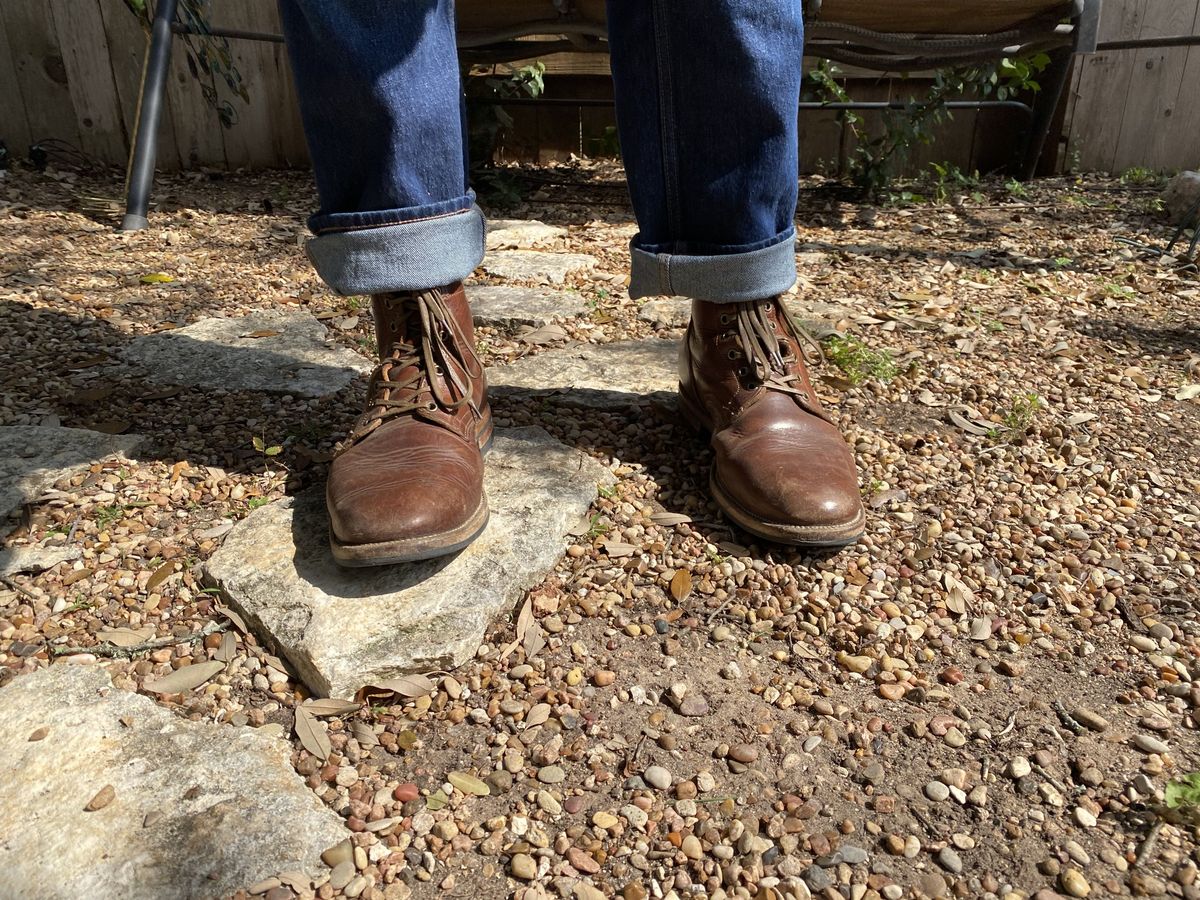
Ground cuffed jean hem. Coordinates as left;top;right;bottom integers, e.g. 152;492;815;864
627;229;797;303
305;203;487;296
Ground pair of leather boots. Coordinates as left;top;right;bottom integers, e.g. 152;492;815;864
327;282;864;566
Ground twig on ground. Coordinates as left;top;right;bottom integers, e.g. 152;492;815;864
50;621;228;659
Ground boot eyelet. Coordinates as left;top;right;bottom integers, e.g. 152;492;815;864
737;366;748;376
719;314;732;325
727;349;741;360
426;402;437;411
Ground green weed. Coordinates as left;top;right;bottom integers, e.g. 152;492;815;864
823;336;898;385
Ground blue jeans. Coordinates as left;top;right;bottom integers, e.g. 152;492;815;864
279;0;804;303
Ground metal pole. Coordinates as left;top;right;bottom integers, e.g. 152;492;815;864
121;0;179;231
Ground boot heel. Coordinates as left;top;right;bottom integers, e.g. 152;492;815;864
677;382;712;438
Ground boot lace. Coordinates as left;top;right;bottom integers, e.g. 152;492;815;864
725;299;824;399
338;288;483;454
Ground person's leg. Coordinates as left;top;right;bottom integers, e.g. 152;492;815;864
606;0;865;547
280;1;491;566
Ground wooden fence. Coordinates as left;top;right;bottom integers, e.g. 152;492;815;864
1;0;1198;176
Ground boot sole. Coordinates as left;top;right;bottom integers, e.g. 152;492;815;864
329;493;490;567
677;382;865;549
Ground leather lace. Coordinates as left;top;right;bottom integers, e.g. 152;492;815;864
729;299;824;400
338;288;483;454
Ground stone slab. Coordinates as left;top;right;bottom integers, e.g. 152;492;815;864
0;665;349;900
0;426;144;530
124;310;371;398
468;284;590;329
205;427;614;699
637;297;852;335
480;250;596;285
0;545;80;577
487;339;678;408
637;298;690;329
485;219;567;251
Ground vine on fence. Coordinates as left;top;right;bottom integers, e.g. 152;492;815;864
123;0;248;128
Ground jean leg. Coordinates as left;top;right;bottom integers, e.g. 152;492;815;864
606;0;804;302
278;0;484;294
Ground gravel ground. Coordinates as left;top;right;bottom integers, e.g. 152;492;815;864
2;159;1199;900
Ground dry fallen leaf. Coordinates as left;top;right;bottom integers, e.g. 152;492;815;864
294;706;331;761
97;626;155;648
215;631;236;662
366;674;436;698
523;624;546;660
649;512;692;527
602;540;638;558
1175;384;1200;401
145;560;177;593
352;722;379;747
84;784;116;811
947;408;992;436
447;771;490;797
1066;412;1098;426
669;569;693;602
242;329;281;339
525;702;552;729
303;698;361;717
144;660;225;695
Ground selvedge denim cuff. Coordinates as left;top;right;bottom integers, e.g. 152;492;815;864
628;229;797;303
306;201;486;296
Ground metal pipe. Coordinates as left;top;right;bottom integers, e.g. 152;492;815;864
1097;35;1200;50
121;0;179;231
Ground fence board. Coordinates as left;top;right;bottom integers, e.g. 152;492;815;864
2;0;81;151
48;0;128;164
0;10;34;157
1111;0;1200;172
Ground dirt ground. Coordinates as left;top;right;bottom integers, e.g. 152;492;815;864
2;158;1199;900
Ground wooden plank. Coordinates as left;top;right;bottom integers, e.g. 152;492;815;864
1066;0;1148;172
1172;13;1200;171
96;0;181;172
210;3;280;169
0;9;34;156
1;0;81;151
162;1;227;169
1110;0;1199;172
47;0;128;164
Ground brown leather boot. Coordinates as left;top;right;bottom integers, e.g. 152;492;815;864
678;297;864;548
326;282;492;566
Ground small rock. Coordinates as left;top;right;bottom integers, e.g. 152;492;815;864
925;781;950;802
643;765;671;790
1072;708;1110;732
510;853;537;880
1074;806;1098;828
84;784;116;812
678;696;709;717
567;847;600;874
1060;868;1091;897
681;835;703;860
1007;756;1032;779
1133;734;1169;755
728;744;758;764
537;765;566;784
936;847;963;874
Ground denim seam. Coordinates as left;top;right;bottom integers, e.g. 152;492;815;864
650;0;682;240
628;232;797;303
313;206;473;235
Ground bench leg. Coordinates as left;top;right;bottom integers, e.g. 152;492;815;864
1016;45;1073;181
121;0;178;231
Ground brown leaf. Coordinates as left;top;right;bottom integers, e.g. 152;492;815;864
139;386;183;401
144;660;225;695
145;561;177;593
303;698;361;718
294;707;331;761
73;385;115;403
669;570;693;602
517;323;569;345
242;329;281;339
215;631;236;662
947;408;992;436
97;626;155;648
62;567;95;586
447;771;490;797
91;420;132;435
602;540;637;558
515;596;534;642
366;674;436;699
352;722;380;747
525;702;552;729
523;624;546;660
215;603;248;634
649;512;691;527
85;784;116;811
28;726;49;741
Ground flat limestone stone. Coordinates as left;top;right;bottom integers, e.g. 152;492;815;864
0;544;80;576
488;339;678;408
485;219;568;251
480;250;596;285
0;665;349;899
205;427;614;699
124;309;371;397
638;298;690;329
0;425;144;528
469;284;590;328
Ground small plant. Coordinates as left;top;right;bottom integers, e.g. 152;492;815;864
585;513;610;540
1005;178;1030;199
252;435;283;458
990;392;1041;440
1120;166;1162;187
1165;772;1200;815
596;484;618;500
823;336;898;385
928;162;981;203
94;505;124;529
246;497;272;511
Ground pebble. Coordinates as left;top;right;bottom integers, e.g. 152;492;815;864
643;765;672;790
574;884;605;900
1074;806;1098;827
678;696;709;717
1133;734;1169;755
1060;868;1091;897
681;835;703;860
593;811;619;829
728;744;758;763
936;847;963;874
510;853;537;880
567;847;600;874
1072;707;1110;732
925;781;950;802
537;765;566;784
1008;756;1032;778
